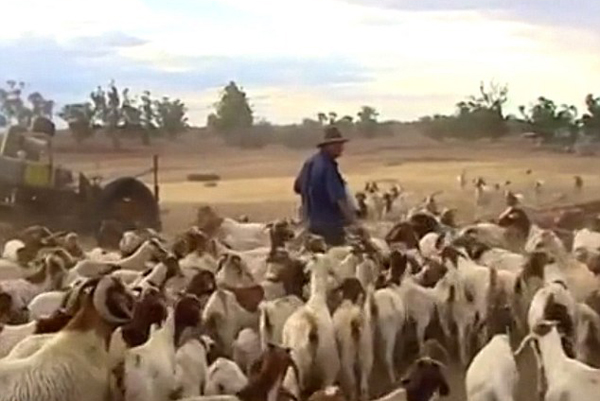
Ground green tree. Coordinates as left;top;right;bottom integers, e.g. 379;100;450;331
581;94;600;140
418;81;509;141
456;81;509;140
419;114;456;141
336;115;355;133
89;84;124;149
340;115;354;124
90;86;108;126
140;91;156;130
0;81;53;128
207;81;253;141
121;88;150;146
138;91;157;145
317;112;328;125
519;97;578;144
106;83;122;148
58;103;96;144
328;111;338;125
357;106;379;138
28;92;54;120
155;97;188;140
281;118;321;149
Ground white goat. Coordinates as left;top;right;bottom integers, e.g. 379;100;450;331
232;328;261;376
119;229;163;257
0;275;134;401
372;284;406;385
180;251;219;275
216;218;272;251
2;239;27;265
574;302;600;367
204;357;248;396
215;254;256;288
174;334;213;398
202;288;261;356
365;191;385;221
419;232;447;260
515;320;600;401
282;254;340;396
333;279;375;401
0;254;66;318
465;334;517;401
457;223;508;250
572;228;600;271
441;247;493;363
474;179;495;218
465;275;517;401
469;245;525;275
0;259;28;281
259;295;304;350
123;307;177;401
65;239;167;285
528;229;599;302
86;247;121;263
0;309;71;359
27;290;68;320
3;333;55;360
382;191;408;221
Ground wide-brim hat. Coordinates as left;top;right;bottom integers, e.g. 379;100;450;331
317;126;349;147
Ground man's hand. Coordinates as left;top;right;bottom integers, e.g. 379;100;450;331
337;199;358;226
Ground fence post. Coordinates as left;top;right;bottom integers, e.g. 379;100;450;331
153;154;159;203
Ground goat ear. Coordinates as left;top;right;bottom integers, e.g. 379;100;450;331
0;292;12;314
438;377;451;396
169;387;184;401
447;285;456;303
465;288;475;303
513;278;523;295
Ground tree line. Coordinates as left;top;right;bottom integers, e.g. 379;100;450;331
206;80;600;149
0;80;188;149
2;78;599;150
206;81;387;149
418;83;600;146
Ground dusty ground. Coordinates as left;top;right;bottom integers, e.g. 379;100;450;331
57;132;600;230
55;131;600;400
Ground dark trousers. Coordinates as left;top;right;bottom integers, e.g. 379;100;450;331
309;223;346;247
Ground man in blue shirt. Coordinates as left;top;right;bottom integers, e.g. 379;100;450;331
294;126;356;246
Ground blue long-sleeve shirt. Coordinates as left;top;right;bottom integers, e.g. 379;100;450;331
294;150;347;228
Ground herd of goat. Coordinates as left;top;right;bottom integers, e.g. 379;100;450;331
0;176;599;401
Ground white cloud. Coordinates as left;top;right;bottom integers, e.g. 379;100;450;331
1;0;599;125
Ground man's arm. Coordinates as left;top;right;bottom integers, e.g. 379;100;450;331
337;199;357;225
293;162;307;195
325;167;356;225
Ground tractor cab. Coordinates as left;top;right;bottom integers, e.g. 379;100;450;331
0;126;73;190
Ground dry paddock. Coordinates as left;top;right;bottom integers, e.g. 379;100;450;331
57;133;600;400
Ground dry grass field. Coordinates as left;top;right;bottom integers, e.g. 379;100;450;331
54;131;600;401
56;132;600;232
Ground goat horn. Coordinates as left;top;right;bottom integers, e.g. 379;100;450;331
514;333;535;357
418;356;448;370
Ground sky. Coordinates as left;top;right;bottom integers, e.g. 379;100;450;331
1;0;599;125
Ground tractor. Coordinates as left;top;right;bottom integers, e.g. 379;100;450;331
0;119;161;236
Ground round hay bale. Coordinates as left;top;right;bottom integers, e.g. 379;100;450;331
204;182;218;188
187;173;221;182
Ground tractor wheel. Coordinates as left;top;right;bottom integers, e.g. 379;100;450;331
95;177;161;233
